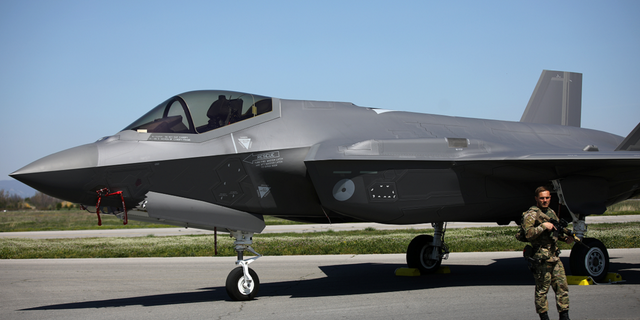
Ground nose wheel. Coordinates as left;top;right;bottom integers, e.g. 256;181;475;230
226;265;260;301
226;230;262;301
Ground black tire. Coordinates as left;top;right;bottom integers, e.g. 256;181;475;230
226;267;260;301
569;238;609;282
406;235;442;274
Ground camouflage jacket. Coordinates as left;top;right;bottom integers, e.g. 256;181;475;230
522;206;566;262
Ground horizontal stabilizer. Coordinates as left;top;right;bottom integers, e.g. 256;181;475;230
520;70;582;127
615;122;640;151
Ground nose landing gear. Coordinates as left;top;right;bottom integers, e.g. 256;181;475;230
226;230;262;301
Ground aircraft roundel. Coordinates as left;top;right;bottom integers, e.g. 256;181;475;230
332;179;355;201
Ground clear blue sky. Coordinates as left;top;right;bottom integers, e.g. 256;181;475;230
1;0;639;179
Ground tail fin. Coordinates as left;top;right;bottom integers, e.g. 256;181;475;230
615;122;640;151
520;70;582;127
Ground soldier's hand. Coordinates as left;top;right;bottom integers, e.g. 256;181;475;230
542;222;555;231
565;237;574;244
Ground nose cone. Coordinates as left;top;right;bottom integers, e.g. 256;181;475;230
10;144;99;202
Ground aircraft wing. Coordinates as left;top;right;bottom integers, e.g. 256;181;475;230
303;124;640;224
304;136;640;162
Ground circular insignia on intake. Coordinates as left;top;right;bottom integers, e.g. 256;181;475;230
332;179;355;201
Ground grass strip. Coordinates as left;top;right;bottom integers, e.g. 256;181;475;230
1;208;638;233
2;222;639;259
0;210;301;232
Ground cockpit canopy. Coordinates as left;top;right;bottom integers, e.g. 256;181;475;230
123;90;272;134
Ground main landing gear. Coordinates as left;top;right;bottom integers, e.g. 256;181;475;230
552;180;610;282
564;216;610;282
406;222;450;274
570;236;609;282
226;230;262;301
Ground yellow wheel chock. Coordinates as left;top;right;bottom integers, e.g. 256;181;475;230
567;273;624;285
395;266;451;277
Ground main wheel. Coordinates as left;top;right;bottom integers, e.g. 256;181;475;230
226;267;260;301
569;238;609;282
406;235;442;274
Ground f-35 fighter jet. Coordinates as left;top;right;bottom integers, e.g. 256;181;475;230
12;70;640;300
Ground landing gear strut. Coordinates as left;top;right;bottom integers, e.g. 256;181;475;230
406;222;450;274
226;230;262;301
552;180;610;282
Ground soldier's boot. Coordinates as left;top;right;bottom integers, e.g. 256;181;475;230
538;312;550;320
559;311;570;320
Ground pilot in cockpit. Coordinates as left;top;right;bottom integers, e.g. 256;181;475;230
206;95;242;130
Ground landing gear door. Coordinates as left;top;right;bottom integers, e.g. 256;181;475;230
556;176;608;216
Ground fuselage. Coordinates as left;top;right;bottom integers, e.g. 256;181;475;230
11;90;639;230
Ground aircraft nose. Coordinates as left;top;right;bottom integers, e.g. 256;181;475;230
10;144;99;203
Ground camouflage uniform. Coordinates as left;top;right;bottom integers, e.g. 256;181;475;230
522;205;570;314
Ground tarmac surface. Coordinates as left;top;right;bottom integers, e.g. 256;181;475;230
1;250;640;320
2;215;640;319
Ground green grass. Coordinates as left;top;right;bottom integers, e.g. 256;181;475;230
0;210;170;231
2;199;638;232
605;199;640;215
1;200;638;259
2;222;639;259
0;210;301;232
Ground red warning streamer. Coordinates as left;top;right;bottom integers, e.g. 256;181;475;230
95;188;128;226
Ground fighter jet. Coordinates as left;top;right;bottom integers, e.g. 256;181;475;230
11;70;640;300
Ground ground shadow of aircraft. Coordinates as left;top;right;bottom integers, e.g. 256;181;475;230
20;255;640;310
18;257;534;310
12;70;640;300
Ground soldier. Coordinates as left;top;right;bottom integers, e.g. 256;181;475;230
523;186;574;320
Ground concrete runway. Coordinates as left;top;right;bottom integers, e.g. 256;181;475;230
2;249;640;320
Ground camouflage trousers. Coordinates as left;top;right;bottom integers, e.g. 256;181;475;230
533;260;569;314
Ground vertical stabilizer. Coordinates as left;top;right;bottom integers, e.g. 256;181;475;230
520;70;582;127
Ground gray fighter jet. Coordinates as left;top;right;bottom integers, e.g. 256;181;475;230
11;70;640;300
